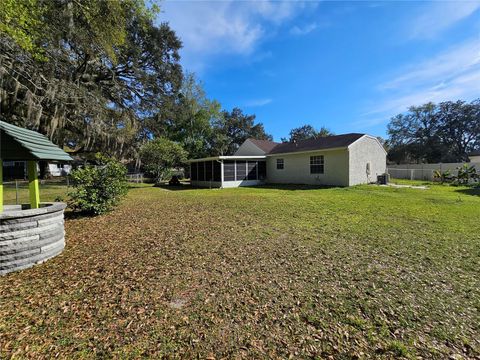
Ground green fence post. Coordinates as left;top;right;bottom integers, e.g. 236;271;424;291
27;160;40;209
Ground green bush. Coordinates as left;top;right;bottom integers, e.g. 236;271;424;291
433;169;452;184
454;164;478;185
434;165;479;186
68;154;128;215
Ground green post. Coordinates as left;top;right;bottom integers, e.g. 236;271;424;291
0;159;3;213
27;160;40;209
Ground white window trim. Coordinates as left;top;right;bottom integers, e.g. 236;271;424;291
310;155;325;174
276;158;284;170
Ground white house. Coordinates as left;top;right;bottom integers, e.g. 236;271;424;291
188;133;387;187
48;163;72;176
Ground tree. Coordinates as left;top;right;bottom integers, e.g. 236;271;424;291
0;0;182;160
282;124;334;142
140;138;188;184
0;0;44;57
437;100;480;161
154;72;222;159
387;100;480;163
211;108;272;155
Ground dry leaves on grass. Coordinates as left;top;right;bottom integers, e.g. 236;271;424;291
1;184;479;358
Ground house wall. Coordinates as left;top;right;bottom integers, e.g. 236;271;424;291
348;136;386;186
234;140;265;156
266;149;349;186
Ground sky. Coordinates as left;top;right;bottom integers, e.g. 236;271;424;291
157;0;480;141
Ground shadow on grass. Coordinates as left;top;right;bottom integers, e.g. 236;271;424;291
64;209;93;220
244;184;338;191
454;187;480;197
131;182;339;192
153;183;196;191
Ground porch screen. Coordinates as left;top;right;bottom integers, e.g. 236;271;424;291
224;161;235;181
191;162;198;181
213;161;221;181
247;161;257;180
235;161;247;181
198;161;205;181
258;161;266;180
205;161;213;181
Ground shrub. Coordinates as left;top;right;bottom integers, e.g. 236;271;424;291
433;169;452;184
454;164;478;185
433;165;478;186
68;154;128;215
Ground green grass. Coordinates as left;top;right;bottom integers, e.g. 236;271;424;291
2;180;69;204
1;182;479;358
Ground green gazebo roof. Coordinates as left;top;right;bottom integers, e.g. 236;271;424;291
0;120;72;161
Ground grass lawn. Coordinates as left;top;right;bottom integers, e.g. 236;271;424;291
1;182;479;358
2;180;70;205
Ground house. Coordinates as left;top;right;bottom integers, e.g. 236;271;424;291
188;133;387;187
48;163;72;176
468;151;480;163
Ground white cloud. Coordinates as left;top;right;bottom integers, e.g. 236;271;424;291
290;22;318;36
355;37;480;128
245;98;273;107
408;1;480;39
159;0;316;71
379;40;480;91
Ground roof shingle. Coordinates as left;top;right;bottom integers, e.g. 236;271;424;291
267;133;365;155
0;120;73;161
248;139;280;153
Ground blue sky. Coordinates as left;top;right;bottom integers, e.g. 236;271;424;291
158;1;480;141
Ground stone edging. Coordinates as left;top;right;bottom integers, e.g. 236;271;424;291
0;203;66;275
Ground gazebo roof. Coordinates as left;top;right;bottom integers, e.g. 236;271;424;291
0;120;72;161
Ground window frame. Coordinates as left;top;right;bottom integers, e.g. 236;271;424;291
276;158;284;170
310;155;324;174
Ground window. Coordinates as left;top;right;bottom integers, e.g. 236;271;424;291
366;162;371;176
276;158;284;170
310;156;324;174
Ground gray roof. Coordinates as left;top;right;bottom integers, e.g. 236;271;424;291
249;139;280;153
0;120;72;161
267;133;366;155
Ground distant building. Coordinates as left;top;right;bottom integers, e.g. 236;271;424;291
48;163;72;176
469;151;480;163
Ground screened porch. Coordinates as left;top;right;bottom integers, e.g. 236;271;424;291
189;156;267;188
